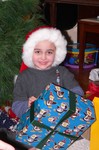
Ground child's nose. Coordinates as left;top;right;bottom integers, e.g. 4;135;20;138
42;53;46;59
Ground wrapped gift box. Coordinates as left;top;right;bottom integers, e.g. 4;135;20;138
0;107;19;132
16;83;96;149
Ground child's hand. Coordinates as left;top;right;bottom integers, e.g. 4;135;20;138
0;140;15;150
28;96;37;107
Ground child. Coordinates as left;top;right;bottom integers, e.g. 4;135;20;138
12;26;84;118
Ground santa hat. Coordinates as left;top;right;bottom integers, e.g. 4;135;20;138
22;26;67;69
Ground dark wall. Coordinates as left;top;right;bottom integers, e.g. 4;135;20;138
44;3;78;30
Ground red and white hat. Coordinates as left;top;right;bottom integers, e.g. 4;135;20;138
22;26;67;68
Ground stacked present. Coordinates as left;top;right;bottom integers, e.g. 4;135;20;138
0;106;19;132
16;83;96;149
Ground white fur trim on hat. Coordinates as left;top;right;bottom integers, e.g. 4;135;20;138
22;27;67;68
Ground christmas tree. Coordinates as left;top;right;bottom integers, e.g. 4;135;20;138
0;0;45;104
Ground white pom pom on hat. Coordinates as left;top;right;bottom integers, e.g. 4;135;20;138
22;26;67;68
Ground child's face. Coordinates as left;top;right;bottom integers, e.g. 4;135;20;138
32;40;56;70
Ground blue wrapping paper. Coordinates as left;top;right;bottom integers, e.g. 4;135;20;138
16;83;96;149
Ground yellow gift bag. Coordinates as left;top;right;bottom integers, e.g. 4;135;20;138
90;97;99;150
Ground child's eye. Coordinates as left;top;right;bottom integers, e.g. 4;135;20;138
35;51;40;53
48;51;52;54
34;49;41;54
47;50;54;54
